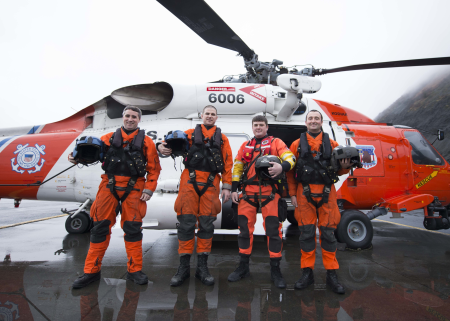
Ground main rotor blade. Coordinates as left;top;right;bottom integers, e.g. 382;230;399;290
315;56;450;76
156;0;254;60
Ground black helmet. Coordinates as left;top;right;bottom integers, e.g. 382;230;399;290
255;155;282;181
72;136;104;165
331;146;362;172
165;130;189;157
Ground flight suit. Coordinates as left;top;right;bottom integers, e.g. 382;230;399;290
175;125;233;255
233;137;295;258
287;132;349;270
84;128;161;274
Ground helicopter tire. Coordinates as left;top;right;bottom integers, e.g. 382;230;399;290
337;210;373;250
287;210;298;225
423;218;437;230
65;211;91;234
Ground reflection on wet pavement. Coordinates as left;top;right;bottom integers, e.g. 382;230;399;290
1;217;450;320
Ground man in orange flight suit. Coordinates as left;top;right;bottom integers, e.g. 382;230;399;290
228;115;296;288
287;110;350;294
70;106;161;288
158;105;233;286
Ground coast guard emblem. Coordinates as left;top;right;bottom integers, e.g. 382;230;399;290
11;143;46;174
356;145;377;170
0;300;20;320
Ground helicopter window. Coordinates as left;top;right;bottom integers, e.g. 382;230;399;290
268;125;307;148
404;131;444;166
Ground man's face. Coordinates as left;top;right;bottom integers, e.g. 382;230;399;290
305;111;323;133
122;109;140;130
201;107;218;126
252;121;269;138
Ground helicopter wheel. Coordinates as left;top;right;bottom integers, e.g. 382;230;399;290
65;211;91;234
287;210;298;225
423;218;437;230
337;210;373;250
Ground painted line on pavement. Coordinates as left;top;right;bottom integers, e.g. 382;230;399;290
0;214;68;229
373;218;450;236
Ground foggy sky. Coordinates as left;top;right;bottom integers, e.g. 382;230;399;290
1;0;450;128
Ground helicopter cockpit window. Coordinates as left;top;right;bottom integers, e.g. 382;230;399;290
404;131;444;166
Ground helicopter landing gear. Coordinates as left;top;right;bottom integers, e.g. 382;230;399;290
423;197;450;231
65;211;92;234
286;210;297;225
336;210;373;250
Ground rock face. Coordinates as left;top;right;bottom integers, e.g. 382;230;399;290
375;72;450;163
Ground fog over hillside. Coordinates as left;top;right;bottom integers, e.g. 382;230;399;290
375;70;450;163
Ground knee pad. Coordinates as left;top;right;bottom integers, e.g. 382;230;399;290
177;214;197;241
90;220;111;243
299;224;316;252
123;221;143;242
320;226;337;252
238;215;250;249
197;216;217;239
265;216;282;253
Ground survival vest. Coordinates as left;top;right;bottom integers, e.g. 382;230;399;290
101;128;147;214
240;136;284;209
294;132;339;208
183;124;224;197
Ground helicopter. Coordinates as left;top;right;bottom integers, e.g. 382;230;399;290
0;0;450;250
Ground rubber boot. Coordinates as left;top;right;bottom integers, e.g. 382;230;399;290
170;254;191;287
195;254;214;286
228;254;250;282
72;272;101;289
326;269;345;294
270;258;286;289
294;267;314;290
126;270;148;285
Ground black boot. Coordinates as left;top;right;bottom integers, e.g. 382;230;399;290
294;267;314;290
228;255;250;282
270;258;286;289
126;270;148;285
72;271;101;289
171;254;191;287
326;270;345;294
195;254;214;286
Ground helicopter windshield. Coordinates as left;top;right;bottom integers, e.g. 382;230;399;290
404;131;444;166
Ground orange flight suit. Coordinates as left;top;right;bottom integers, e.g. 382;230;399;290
287;132;349;270
175;125;233;255
84;128;161;274
233;137;295;258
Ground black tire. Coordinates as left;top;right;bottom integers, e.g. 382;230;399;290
287;210;298;225
336;210;373;250
423;218;437;230
65;212;91;234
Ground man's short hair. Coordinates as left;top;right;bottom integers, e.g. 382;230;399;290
123;106;142;119
306;109;323;121
252;115;268;125
202;105;217;114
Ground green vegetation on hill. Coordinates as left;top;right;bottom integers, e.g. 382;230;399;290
375;72;450;163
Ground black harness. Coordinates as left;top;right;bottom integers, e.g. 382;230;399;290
295;132;338;208
101;128;147;214
183;125;224;197
240;137;281;209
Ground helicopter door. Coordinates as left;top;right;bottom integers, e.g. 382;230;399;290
267;124;307;149
351;138;385;177
402;130;445;191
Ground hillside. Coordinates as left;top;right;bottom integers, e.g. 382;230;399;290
375;72;450;163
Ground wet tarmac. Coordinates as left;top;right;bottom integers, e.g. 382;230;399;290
1;201;450;320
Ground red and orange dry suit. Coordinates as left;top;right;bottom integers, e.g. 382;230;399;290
175;125;233;255
84;128;161;274
233;137;295;258
287;132;349;270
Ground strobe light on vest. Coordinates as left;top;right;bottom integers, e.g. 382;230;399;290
330;146;362;172
73;136;104;165
164;130;189;157
255;155;282;181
